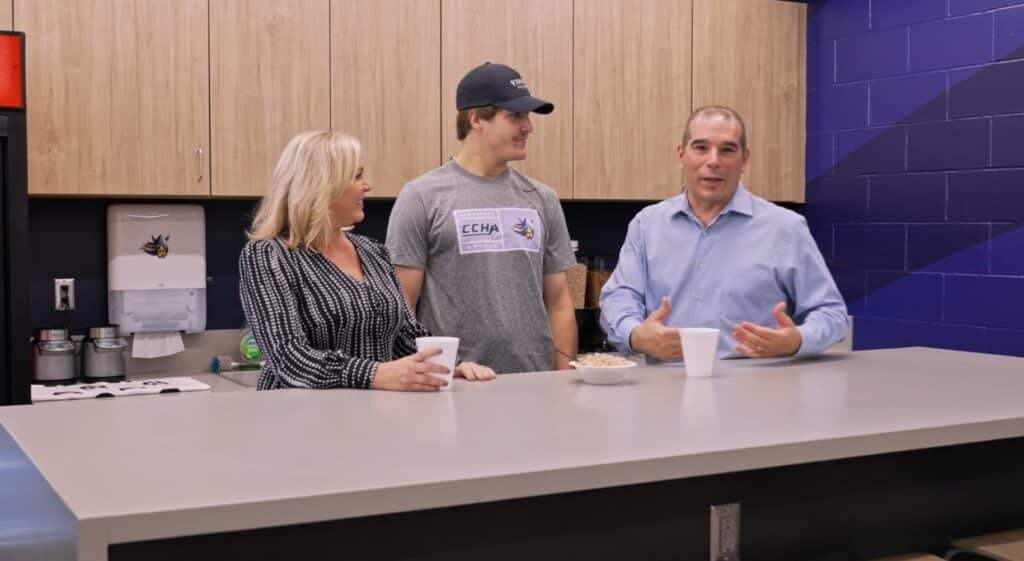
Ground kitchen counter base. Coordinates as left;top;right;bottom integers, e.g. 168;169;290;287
109;436;1024;561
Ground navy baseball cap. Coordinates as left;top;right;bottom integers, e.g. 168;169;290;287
456;62;554;114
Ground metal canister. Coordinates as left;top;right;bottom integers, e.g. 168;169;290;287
32;328;77;385
82;326;128;382
70;334;85;379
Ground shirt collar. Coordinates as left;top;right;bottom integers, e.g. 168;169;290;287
677;183;755;221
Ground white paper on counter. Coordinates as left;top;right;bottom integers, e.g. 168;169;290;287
132;331;185;358
32;377;211;402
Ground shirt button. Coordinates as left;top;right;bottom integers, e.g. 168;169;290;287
698;263;704;269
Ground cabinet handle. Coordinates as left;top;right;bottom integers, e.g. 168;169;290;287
196;148;204;183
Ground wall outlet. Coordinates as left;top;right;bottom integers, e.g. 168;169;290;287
54;278;75;311
710;502;740;561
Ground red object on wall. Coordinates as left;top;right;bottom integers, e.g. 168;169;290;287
0;32;25;110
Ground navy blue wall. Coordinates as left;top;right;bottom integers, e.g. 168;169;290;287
28;198;667;334
806;0;1024;355
30;199;258;333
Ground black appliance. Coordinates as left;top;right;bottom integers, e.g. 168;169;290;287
576;308;612;353
0;31;31;405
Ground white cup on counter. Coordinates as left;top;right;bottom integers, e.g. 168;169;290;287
679;328;720;378
415;336;459;390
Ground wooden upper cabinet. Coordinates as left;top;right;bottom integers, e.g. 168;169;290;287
574;0;693;201
693;0;806;203
332;0;440;198
442;0;573;198
210;1;330;197
17;0;209;196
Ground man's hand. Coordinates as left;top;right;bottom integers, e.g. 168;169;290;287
733;302;802;358
629;297;683;362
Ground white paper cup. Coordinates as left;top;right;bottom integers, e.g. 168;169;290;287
679;328;720;378
415;336;459;390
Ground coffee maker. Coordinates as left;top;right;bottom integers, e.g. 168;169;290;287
31;328;77;385
82;326;128;382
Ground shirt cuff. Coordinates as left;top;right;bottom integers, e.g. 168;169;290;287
794;324;817;357
347;357;380;389
618;317;644;354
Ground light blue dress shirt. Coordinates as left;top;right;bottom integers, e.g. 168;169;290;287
600;186;848;359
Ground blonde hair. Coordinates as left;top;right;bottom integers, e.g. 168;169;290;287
248;131;362;252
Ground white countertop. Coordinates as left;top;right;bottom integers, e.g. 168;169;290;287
3;347;1024;561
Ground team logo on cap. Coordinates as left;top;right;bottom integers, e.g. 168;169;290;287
510;78;526;89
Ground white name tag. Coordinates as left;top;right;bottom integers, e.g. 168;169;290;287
453;208;543;254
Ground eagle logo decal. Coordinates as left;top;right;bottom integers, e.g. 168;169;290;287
140;234;170;258
511;218;535;240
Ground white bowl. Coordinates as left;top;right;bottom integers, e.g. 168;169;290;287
569;359;637;385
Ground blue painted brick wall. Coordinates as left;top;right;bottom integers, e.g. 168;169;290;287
910;13;993;71
873;0;947;29
806;0;1024;356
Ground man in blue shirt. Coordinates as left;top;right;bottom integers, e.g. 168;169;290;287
600;106;848;361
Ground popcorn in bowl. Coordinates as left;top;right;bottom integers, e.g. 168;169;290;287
576;353;635;367
570;353;637;384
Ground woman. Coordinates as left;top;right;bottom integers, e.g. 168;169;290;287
240;131;496;390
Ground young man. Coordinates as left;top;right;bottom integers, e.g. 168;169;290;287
386;62;577;374
601;105;848;362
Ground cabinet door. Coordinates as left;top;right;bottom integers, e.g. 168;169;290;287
442;0;573;199
210;1;330;197
17;0;209;196
574;0;693;200
693;0;806;203
332;0;440;198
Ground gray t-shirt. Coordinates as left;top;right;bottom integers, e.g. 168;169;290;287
386;160;576;374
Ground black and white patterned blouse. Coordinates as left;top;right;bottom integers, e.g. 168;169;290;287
238;234;429;390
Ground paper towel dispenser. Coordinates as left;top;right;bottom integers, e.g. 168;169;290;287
107;204;207;336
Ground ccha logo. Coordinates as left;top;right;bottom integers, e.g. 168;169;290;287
140;234;170;258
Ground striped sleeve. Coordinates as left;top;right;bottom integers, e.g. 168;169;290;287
238;240;378;389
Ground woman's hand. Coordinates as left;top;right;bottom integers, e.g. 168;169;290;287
372;348;449;391
455;362;497;381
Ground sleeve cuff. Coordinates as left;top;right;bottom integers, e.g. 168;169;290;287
618;317;644;354
388;258;426;270
544;255;582;274
344;357;380;389
795;324;817;357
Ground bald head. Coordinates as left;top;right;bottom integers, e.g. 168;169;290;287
682;105;748;151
